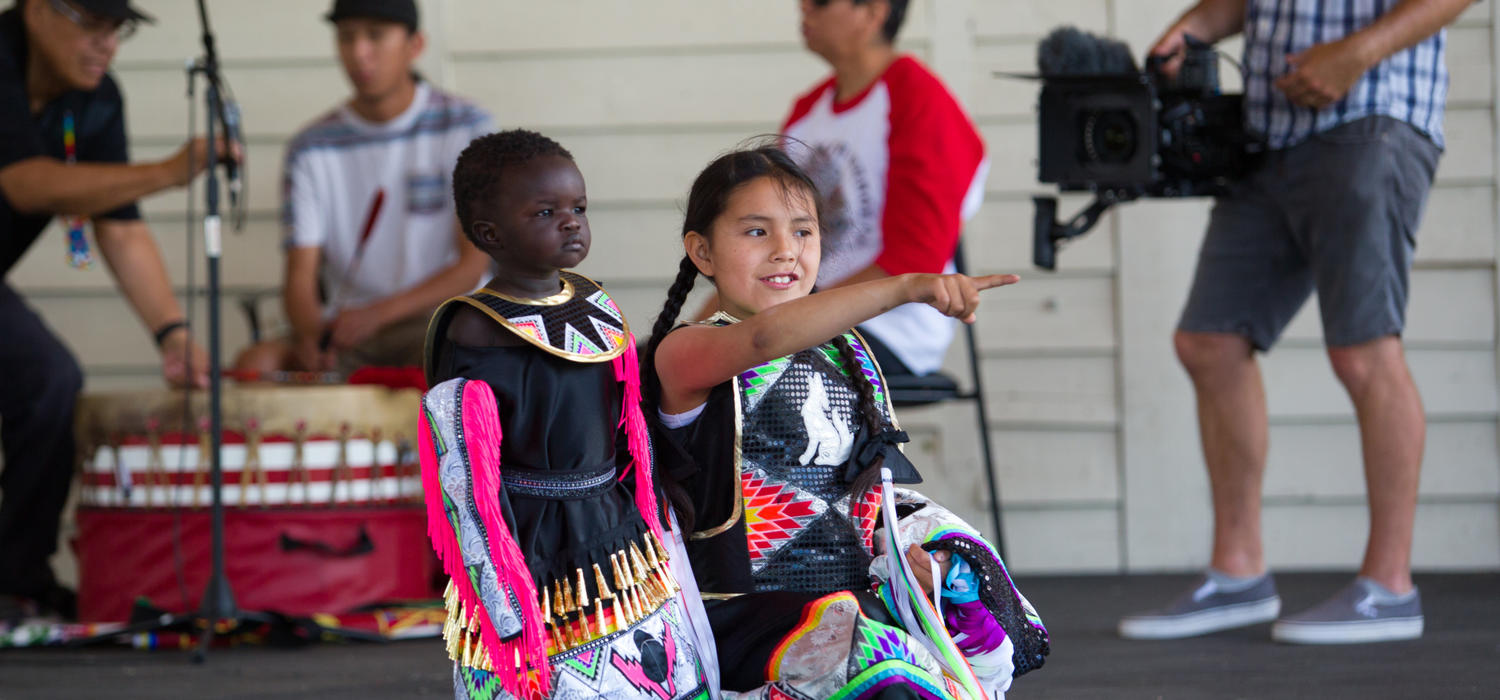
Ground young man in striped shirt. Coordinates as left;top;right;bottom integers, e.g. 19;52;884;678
1119;0;1474;645
234;0;492;377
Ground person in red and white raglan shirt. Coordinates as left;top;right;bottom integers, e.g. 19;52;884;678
784;0;986;376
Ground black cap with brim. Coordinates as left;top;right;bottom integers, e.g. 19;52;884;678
69;0;154;23
324;0;419;31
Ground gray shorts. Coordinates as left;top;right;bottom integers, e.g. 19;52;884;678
1178;116;1441;350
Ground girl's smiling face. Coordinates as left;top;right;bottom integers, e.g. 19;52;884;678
686;176;821;318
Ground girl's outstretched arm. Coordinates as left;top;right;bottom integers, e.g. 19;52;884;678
655;271;1018;412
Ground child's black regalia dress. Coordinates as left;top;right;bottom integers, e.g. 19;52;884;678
655;314;1049;700
420;271;715;700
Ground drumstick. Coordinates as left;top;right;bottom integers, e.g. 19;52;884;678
320;188;386;351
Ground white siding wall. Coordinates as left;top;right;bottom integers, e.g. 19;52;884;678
12;0;1497;578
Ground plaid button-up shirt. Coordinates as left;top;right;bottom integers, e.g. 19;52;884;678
1243;0;1449;149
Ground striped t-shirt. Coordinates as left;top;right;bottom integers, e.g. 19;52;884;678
282;81;494;312
1243;0;1449;150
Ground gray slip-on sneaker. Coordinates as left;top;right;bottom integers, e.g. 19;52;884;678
1272;578;1423;645
1119;574;1281;640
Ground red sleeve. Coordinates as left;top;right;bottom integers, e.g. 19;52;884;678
782;76;835;133
874;57;986;276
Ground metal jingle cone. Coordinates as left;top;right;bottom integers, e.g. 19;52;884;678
460;625;473;668
592;563;613;637
553;579;575;648
576;568;594;641
627;545;660;610
610;553;638;623
643;534;671;596
650;529;672;563
620;550;644;621
543;585;563;652
629;543;666;604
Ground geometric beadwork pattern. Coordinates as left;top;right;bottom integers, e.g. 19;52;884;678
738;355;793;412
587;289;623;324
465;271;629;363
564;322;605;356
832;485;883;555
591;316;626;351
852;618;925;672
509;313;549;346
743;466;828;571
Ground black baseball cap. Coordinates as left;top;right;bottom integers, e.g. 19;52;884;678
68;0;154;23
324;0;418;31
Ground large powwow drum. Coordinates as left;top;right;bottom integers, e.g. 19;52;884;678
76;384;422;508
71;384;438;622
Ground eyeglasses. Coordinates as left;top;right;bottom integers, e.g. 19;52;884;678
46;0;139;42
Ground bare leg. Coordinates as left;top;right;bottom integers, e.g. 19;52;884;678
1174;330;1268;577
1327;336;1423;594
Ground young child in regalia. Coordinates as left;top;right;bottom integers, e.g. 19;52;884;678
645;145;1050;699
419;130;717;699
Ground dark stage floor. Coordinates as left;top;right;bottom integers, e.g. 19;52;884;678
2;572;1496;699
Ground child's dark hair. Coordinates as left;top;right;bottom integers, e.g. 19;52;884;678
451;129;574;245
644;143;888;528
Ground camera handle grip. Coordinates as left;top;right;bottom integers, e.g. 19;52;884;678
1032;193;1133;270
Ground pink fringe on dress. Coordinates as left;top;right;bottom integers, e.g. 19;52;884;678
420;380;551;698
614;337;666;545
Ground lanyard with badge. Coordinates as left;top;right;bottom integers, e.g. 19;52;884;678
62;110;93;269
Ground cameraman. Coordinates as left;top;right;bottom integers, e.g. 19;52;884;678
1118;0;1473;645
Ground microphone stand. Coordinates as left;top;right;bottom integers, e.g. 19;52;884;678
67;0;266;659
189;0;254;663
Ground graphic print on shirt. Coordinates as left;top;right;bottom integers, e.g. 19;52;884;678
801;141;877;286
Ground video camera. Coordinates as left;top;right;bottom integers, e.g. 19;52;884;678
1021;27;1263;269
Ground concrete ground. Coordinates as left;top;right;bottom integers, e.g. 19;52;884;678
1;572;1496;699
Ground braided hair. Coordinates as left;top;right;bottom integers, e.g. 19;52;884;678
645;143;890;525
831;333;888;506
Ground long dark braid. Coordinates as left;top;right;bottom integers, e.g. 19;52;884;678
643;255;701;408
831;333;887;511
644;256;701;531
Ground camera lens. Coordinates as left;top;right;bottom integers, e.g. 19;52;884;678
1083;110;1137;163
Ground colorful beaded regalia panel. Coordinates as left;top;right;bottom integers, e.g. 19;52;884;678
426;271;629;367
453;593;711;700
695;321;890;595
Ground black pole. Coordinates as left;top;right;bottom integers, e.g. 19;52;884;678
193;0;236;662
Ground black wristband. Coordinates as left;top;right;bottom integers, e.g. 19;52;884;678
153;320;189;347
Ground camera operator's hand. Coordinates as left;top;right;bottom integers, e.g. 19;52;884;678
1149;0;1248;80
1276;37;1375;109
1149;22;1199;80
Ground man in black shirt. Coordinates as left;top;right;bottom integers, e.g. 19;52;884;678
1;0;224;620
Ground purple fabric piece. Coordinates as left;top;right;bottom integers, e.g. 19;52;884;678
943;598;1008;656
